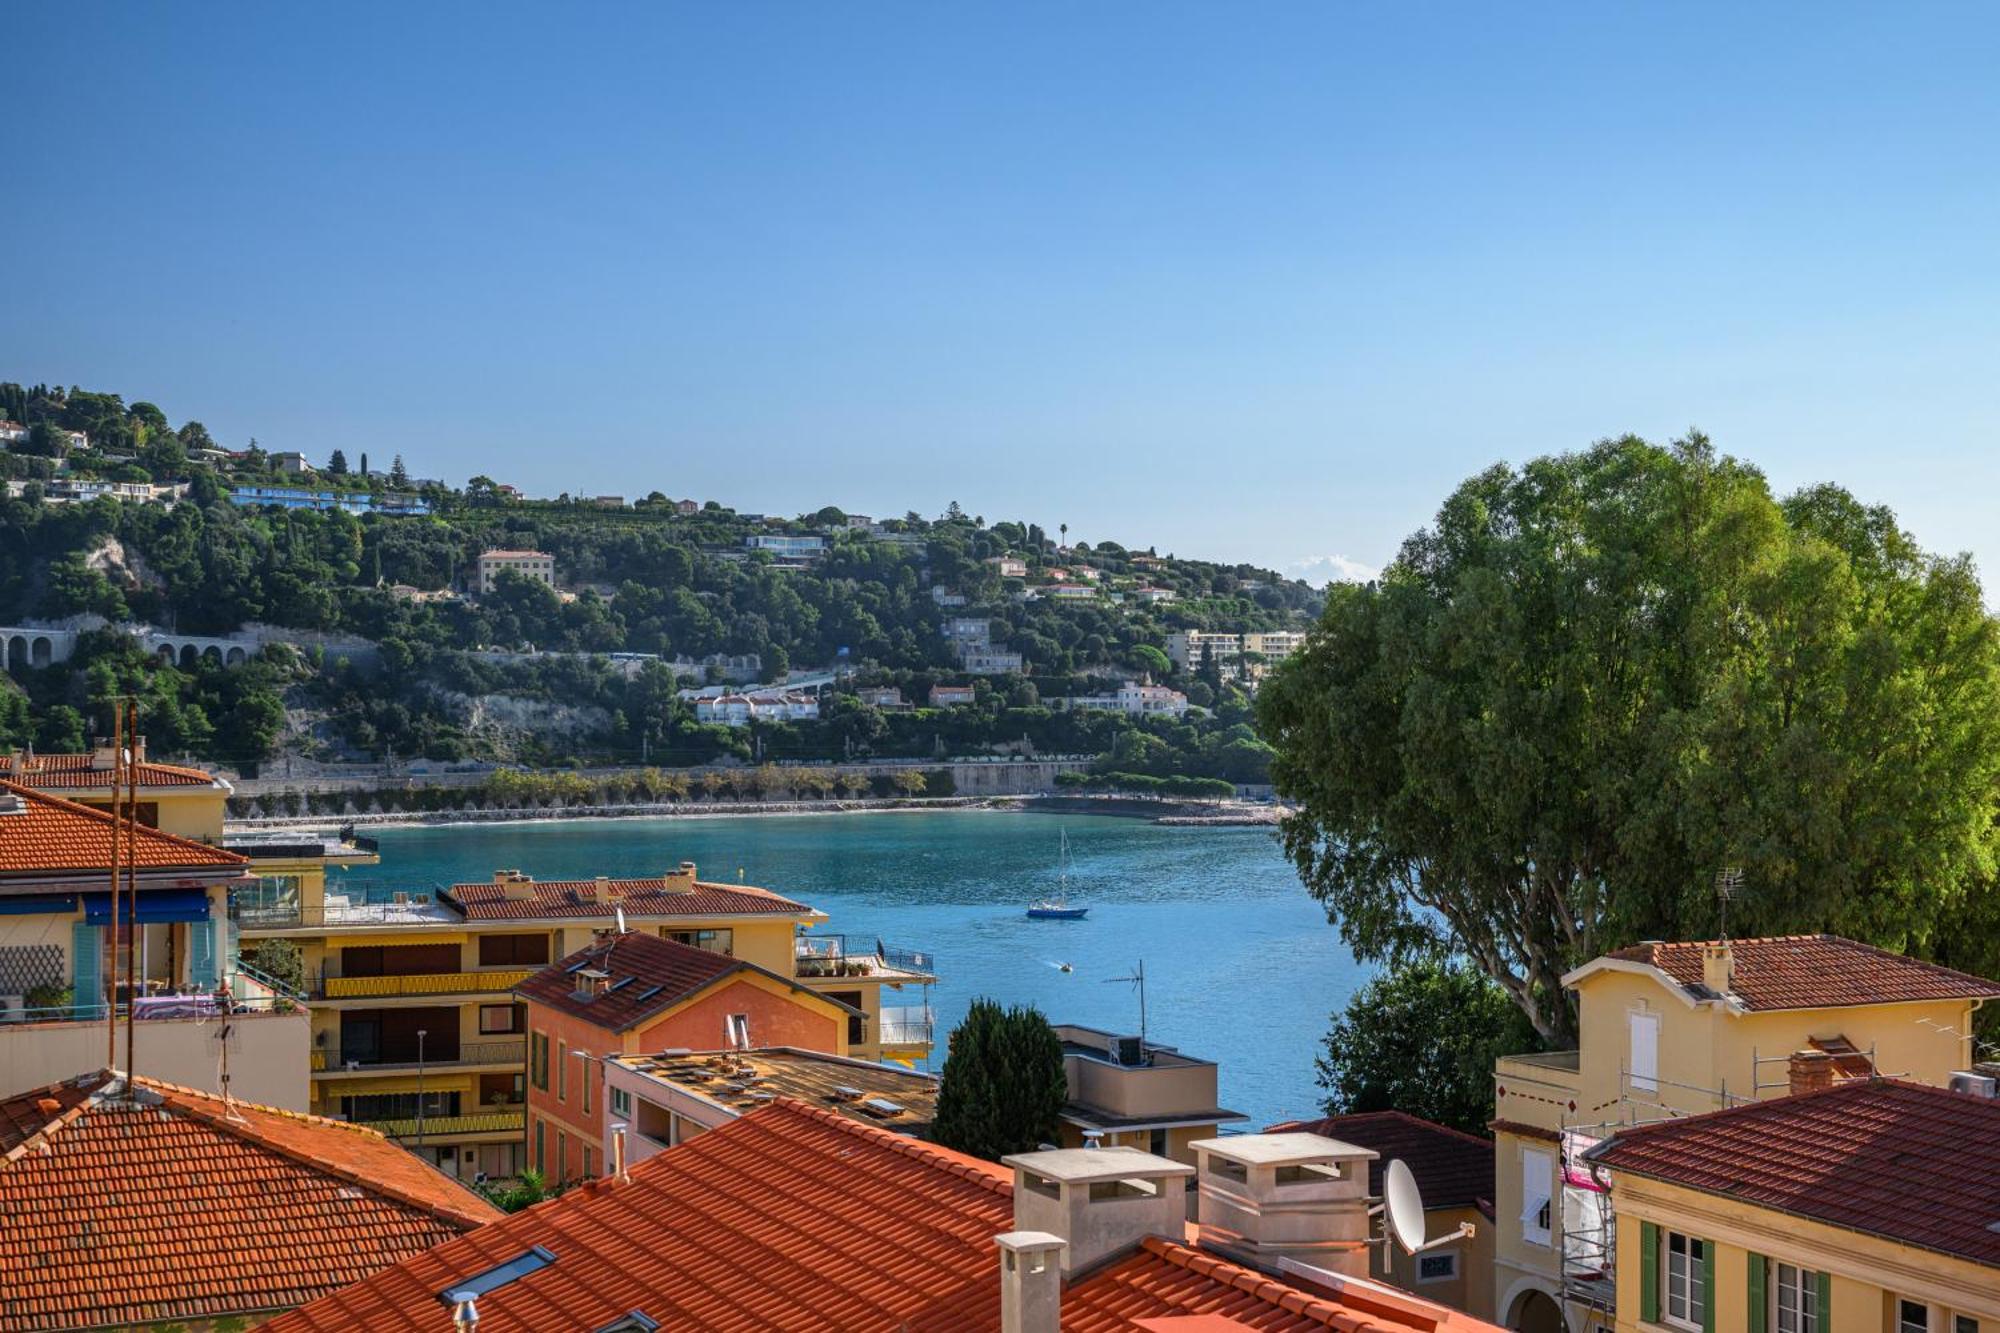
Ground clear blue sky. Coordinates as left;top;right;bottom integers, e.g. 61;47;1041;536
9;4;2000;585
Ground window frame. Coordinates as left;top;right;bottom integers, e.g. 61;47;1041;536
1520;1148;1554;1247
1629;1007;1660;1094
479;1004;521;1035
1900;1303;1932;1333
557;1039;568;1101
610;1086;632;1119
1662;1231;1707;1333
1772;1261;1820;1333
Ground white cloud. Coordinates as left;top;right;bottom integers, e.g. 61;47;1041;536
1287;554;1379;587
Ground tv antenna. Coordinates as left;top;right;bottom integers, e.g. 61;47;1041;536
1715;866;1744;940
1102;959;1147;1051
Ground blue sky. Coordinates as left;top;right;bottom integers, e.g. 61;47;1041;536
8;4;2000;585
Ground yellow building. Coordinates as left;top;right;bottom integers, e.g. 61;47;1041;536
1050;1023;1246;1165
234;860;935;1181
1587;1078;2000;1333
1490;935;2000;1333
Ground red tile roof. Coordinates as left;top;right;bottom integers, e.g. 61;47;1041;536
1597;934;2000;1010
0;1072;499;1332
448;873;813;922
1263;1111;1492;1213
1587;1079;2000;1268
0;779;246;877
0;752;224;789
516;931;850;1032
266;1098;1497;1333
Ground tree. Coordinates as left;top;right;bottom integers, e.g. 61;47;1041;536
1314;959;1535;1136
359;452;370;477
328;449;349;475
931;998;1066;1160
891;769;929;797
1257;435;2000;1044
24;420;69;458
242;938;306;995
390;455;411;488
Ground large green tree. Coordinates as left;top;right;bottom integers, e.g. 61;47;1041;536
1258;435;2000;1044
931;998;1067;1160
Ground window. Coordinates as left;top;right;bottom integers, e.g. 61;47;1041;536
534;1118;545;1173
479;1004;521;1035
582;1057;592;1115
558;1040;568;1101
583;1145;594;1178
1148;1128;1168;1157
1901;1304;1931;1333
1664;1232;1707;1331
726;1013;750;1049
1954;1318;1978;1333
611;1087;631;1118
1417;1251;1458;1283
1630;1009;1660;1093
665;928;733;956
557;1130;567;1181
1520;1149;1553;1246
1773;1263;1820;1333
479;933;551;967
530;1032;548;1090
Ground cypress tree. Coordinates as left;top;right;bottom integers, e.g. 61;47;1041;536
931;997;1067;1160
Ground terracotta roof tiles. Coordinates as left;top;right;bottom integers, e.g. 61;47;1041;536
0;779;245;876
448;874;813;922
0;1072;498;1331
1588;1079;2000;1267
0;752;224;789
516;931;850;1032
1598;934;2000;1010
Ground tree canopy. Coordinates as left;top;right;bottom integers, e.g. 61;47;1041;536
930;998;1067;1160
1258;435;2000;1043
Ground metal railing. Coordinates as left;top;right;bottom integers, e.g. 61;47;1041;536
877;1006;935;1047
314;1037;526;1073
794;934;937;979
233;959;308;1001
4;994;304;1025
359;1109;525;1139
232;893;460;929
320;968;534;999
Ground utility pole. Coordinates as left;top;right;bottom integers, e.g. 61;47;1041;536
416;1028;428;1152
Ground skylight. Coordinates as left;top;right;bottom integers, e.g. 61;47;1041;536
436;1246;556;1305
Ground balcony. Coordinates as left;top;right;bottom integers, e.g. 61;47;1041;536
232;890;461;931
878;1005;934;1049
223;827;380;866
0;996;311;1110
356;1109;525;1140
313;1037;526;1074
795;934;937;982
318;969;534;1000
1494;1049;1582;1136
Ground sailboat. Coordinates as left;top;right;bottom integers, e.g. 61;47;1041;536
1027;829;1089;919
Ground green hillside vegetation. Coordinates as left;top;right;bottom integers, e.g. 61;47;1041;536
0;381;1313;778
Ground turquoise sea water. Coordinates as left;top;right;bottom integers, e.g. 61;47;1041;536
330;811;1368;1127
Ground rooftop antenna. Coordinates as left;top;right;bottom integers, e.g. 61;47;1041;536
1715;866;1744;941
615;905;629;935
1102;959;1147;1052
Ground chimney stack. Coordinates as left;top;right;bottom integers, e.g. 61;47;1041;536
1701;942;1735;997
611;1122;630;1182
661;861;698;894
994;1232;1065;1333
493;870;536;901
1788;1049;1835;1096
1000;1146;1192;1274
1188;1133;1378;1278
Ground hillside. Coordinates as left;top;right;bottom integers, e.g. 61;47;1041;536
0;381;1322;779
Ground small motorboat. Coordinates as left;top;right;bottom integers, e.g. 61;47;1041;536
1028;830;1088;919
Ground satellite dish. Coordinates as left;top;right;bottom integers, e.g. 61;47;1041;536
1384;1158;1428;1254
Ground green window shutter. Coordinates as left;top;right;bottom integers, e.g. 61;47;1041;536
1748;1254;1767;1333
1815;1271;1832;1333
1640;1221;1661;1324
71;922;103;1019
189;916;217;989
1702;1242;1718;1333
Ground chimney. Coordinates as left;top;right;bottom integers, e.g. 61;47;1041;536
994;1232;1065;1333
611;1122;630;1182
1702;942;1734;997
130;736;146;763
91;738;119;771
592;875;624;905
1187;1133;1378;1278
1000;1146;1192;1274
1788;1049;1835;1096
493;870;536;901
661;861;698;894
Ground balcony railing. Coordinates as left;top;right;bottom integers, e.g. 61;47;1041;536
357;1109;525;1139
4;994;302;1025
794;934;937;980
231;892;460;930
320;968;534;999
314;1037;526;1073
878;1005;934;1048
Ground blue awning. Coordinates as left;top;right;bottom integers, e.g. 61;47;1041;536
0;893;77;916
82;887;213;924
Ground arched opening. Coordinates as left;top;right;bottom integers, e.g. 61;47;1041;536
29;637;52;669
5;635;26;672
1508;1287;1566;1333
201;645;223;665
178;644;198;668
225;646;247;666
156;645;176;665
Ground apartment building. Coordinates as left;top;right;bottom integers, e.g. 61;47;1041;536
1051;1023;1245;1165
1490;935;2000;1333
1052;681;1190;718
691;690;820;725
475;549;555;594
743;533;827;562
929;683;978;706
236;860;935;1181
268;1100;1509;1333
1588;1078;2000;1333
1164;628;1308;669
515;929;858;1184
605;1046;941;1164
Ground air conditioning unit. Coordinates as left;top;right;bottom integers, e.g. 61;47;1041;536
1949;1071;1998;1099
1115;1034;1145;1066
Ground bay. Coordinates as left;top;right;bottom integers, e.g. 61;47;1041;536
330;810;1369;1127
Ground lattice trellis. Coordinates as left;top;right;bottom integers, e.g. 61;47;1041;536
0;944;63;996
